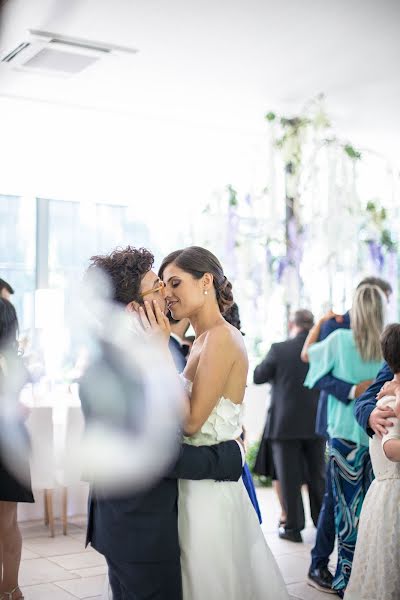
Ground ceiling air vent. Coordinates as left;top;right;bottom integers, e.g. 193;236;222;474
0;29;138;76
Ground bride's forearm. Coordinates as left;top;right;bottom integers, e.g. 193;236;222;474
383;439;400;462
183;412;201;437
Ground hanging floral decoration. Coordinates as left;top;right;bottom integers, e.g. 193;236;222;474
197;94;399;354
360;200;397;273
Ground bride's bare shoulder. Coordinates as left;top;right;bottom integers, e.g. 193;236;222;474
205;321;245;350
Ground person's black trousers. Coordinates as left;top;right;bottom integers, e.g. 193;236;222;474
106;555;182;600
271;438;326;533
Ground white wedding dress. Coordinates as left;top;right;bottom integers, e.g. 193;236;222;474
101;378;289;600
345;396;400;600
178;376;289;600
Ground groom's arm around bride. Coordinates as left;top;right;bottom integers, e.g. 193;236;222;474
167;438;244;480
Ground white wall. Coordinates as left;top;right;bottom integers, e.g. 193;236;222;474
0;96;268;252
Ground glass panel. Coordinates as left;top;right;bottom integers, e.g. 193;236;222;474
0;195;36;333
48;200;153;293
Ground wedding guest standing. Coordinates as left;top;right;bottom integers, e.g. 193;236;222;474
307;275;391;594
0;279;14;301
0;298;34;600
254;309;325;542
302;285;385;597
345;323;400;600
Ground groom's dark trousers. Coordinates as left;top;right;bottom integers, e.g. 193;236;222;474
86;441;243;600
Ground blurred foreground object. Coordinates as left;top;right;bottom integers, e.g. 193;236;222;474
1;271;184;497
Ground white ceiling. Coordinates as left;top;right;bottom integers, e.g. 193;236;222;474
1;0;400;156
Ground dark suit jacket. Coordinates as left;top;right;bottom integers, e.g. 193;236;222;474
354;361;392;436
253;331;320;440
86;441;242;563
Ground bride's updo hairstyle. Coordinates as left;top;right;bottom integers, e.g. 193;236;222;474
159;246;234;315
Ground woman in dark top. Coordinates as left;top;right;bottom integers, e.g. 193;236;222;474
0;298;33;600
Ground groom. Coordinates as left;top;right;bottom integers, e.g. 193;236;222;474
81;246;244;600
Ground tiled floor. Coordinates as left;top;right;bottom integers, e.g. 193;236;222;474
17;487;334;599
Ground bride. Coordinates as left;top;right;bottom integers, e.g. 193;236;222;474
158;246;289;600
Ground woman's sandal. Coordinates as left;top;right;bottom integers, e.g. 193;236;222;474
0;587;24;599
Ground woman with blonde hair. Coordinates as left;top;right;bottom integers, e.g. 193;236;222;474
301;284;386;597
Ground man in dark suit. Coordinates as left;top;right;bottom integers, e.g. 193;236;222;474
253;309;325;543
82;246;244;600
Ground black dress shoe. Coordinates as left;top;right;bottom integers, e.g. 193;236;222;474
307;566;336;594
278;526;302;542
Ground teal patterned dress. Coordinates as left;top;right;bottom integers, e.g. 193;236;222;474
304;329;381;595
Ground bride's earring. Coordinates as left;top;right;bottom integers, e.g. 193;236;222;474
204;290;208;295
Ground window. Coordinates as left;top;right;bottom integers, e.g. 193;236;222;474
0;195;36;332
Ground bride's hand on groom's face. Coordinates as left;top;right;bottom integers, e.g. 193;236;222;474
138;300;171;344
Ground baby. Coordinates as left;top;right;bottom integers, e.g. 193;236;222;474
378;323;400;462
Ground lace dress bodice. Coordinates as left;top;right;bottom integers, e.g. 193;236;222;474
180;375;244;446
369;396;400;480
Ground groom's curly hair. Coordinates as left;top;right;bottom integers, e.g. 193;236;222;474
88;246;154;305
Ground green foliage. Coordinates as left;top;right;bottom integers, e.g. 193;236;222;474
344;144;362;160
363;199;397;252
381;229;397;252
226;184;239;207
246;440;272;487
267;98;363;178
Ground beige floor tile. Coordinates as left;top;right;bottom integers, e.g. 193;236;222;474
301;527;319;545
49;550;106;570
275;552;311;585
21;547;40;560
22;582;78;599
67;514;88;528
264;532;313;557
16;487;336;599
71;565;108;578
20;558;79;586
20;519;82;539
287;581;330;599
23;535;85;557
69;530;87;542
55;575;106;599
